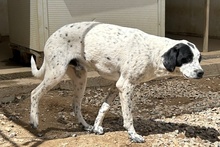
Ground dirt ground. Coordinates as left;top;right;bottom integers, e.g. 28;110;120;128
0;76;220;146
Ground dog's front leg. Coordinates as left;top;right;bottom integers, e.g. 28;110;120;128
93;85;118;134
116;78;145;143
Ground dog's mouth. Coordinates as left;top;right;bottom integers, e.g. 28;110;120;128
183;74;190;79
183;74;203;79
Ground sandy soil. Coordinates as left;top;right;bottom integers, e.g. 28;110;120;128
0;76;220;146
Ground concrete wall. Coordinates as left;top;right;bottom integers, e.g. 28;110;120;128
0;0;9;36
166;0;220;38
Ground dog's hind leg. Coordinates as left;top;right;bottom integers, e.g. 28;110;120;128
30;66;67;128
66;66;93;132
93;84;118;134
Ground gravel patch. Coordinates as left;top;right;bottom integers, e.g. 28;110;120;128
152;107;220;146
84;77;220;118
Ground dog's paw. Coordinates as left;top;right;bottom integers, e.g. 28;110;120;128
129;133;145;143
93;126;104;135
30;117;38;129
30;122;38;129
84;125;94;132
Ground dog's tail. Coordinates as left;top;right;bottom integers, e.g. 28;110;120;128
31;56;45;78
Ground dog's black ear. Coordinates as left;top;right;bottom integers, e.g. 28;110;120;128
162;46;178;72
162;43;194;72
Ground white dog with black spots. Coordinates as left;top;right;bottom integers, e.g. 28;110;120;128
30;22;203;143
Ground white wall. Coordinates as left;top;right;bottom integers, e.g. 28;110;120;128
0;0;9;36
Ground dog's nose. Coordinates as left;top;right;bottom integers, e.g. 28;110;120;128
195;69;204;78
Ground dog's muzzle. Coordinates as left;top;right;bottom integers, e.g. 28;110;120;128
195;69;204;79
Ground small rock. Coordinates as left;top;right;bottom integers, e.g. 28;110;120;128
37;133;44;137
5;127;12;132
1;121;6;125
16;96;22;100
9;132;17;138
70;112;75;116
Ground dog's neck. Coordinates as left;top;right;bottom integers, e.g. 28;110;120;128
143;36;182;79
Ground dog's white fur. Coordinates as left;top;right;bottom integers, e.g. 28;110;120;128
30;22;203;143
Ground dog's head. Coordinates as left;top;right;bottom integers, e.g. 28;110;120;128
162;41;204;79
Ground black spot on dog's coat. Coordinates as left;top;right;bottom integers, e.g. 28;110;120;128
106;57;111;60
